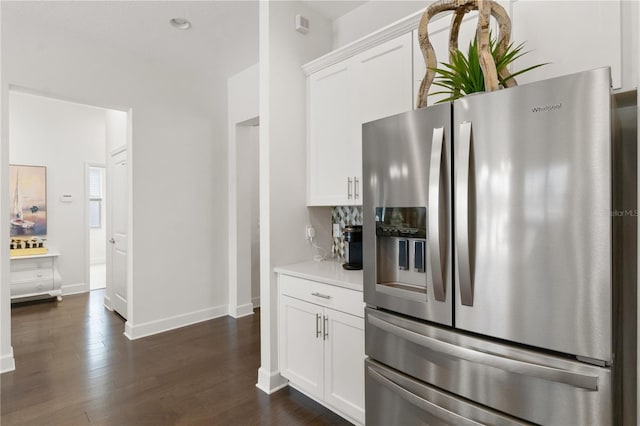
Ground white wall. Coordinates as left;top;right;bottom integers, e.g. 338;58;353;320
257;0;333;393
332;0;426;49
1;4;232;343
9;92;106;295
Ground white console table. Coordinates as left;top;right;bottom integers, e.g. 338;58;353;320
10;253;63;302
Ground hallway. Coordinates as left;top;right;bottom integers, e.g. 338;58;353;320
1;291;349;425
90;263;106;290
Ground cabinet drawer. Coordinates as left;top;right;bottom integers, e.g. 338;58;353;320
10;257;53;273
279;274;364;318
11;268;54;284
11;279;54;296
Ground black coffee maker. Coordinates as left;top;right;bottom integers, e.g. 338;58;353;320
343;225;363;270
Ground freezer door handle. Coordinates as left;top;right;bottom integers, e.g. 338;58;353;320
457;121;474;306
368;313;599;391
368;363;483;426
428;126;446;301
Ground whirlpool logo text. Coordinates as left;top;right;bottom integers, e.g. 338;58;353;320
531;103;562;113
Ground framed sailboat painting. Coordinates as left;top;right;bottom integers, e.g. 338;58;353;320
9;164;47;238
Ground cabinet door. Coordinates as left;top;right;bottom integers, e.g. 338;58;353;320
354;33;413;202
279;295;324;399
308;60;357;206
512;0;621;88
324;308;365;425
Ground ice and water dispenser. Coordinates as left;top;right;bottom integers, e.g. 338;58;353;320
375;207;429;294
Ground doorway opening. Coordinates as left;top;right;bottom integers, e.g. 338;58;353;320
7;88;132;326
88;164;106;290
230;117;260;317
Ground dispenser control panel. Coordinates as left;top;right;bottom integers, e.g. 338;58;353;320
375;207;429;293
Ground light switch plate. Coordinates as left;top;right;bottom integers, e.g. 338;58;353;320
333;223;341;238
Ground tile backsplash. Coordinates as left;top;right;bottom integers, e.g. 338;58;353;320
331;206;363;260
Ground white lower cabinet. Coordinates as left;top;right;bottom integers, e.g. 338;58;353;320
278;274;365;425
280;295;325;398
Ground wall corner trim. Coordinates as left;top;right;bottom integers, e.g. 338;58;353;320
1;347;16;374
229;303;255;319
256;367;289;394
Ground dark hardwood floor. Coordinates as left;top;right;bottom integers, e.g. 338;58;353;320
1;290;351;425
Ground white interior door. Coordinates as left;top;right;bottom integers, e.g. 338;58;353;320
110;149;128;319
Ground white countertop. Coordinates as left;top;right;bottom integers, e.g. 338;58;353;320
274;260;363;292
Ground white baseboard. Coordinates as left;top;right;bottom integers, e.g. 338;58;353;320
62;282;87;295
1;347;15;374
124;304;228;340
252;296;260;309
229;302;254;318
256;367;288;394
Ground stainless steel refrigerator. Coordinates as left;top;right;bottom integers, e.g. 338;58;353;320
362;67;637;425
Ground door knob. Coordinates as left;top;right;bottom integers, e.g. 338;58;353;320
109;238;115;244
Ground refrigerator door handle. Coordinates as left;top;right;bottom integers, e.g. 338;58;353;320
457;121;474;306
368;313;600;391
428;127;446;301
368;364;483;426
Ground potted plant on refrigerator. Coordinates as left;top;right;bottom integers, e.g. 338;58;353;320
429;36;548;103
415;0;547;107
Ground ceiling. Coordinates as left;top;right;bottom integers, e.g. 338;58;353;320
2;1;370;83
2;1;260;82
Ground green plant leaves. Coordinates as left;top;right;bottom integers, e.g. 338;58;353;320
429;37;548;103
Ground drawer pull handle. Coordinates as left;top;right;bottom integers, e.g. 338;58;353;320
323;315;329;340
316;313;322;338
312;292;331;300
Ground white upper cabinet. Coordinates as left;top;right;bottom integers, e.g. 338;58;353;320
307;33;413;207
353;32;414;125
511;0;622;88
307;60;357;206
